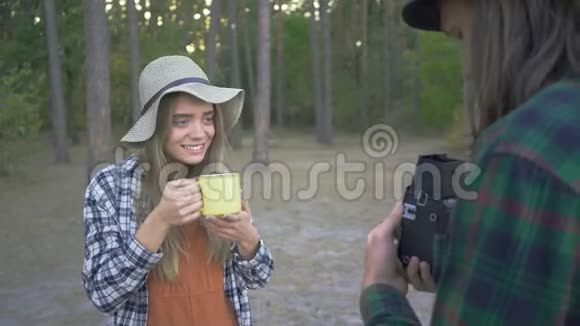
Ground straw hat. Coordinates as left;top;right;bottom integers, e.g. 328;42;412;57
121;55;245;143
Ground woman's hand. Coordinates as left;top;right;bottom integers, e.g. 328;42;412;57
153;178;203;226
204;201;260;259
406;256;436;292
362;202;408;294
136;178;203;252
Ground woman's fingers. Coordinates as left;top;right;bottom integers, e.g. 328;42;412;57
167;178;196;189
180;211;201;224
179;199;203;217
182;180;200;195
173;188;202;201
205;223;236;239
206;215;238;228
223;214;241;222
241;200;251;214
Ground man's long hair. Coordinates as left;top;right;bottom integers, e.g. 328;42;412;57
467;0;580;139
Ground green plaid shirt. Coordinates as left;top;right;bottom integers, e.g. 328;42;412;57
360;73;580;325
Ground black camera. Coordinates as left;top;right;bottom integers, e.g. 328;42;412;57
395;154;467;283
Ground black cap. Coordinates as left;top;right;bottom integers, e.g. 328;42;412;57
402;0;441;32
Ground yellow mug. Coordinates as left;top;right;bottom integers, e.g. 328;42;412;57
196;172;242;217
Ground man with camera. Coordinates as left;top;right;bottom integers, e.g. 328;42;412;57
360;0;580;325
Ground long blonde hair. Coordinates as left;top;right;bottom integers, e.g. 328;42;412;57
134;92;232;281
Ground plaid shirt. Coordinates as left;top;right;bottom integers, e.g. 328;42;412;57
360;73;580;325
81;154;274;326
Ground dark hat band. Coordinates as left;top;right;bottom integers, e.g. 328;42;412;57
141;77;210;115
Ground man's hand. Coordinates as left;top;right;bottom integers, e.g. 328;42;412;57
362;201;408;294
406;256;436;292
204;201;260;259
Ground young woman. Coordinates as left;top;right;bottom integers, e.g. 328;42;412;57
361;0;579;325
82;55;274;326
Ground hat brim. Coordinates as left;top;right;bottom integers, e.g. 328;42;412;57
402;1;441;32
121;83;244;143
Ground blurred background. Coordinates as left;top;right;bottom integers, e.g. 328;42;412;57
0;0;467;325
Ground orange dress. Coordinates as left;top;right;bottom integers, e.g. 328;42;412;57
146;221;237;326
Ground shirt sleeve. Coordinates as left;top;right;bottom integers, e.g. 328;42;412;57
231;238;274;289
81;168;163;314
359;284;422;326
431;153;580;325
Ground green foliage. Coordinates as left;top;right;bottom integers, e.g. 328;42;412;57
416;32;463;128
0;63;44;173
0;64;44;140
279;14;312;123
0;0;466;155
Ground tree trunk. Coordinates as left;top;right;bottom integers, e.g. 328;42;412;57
345;1;358;73
64;63;80;145
360;0;369;130
275;4;285;128
319;0;333;144
240;0;256;107
391;0;403;96
463;67;476;141
84;0;113;180
0;0;10;40
382;0;392;121
206;0;221;81
253;0;271;163
334;0;345;54
309;0;323;142
228;0;243;149
128;0;141;124
182;0;194;43
411;31;421;119
43;0;70;163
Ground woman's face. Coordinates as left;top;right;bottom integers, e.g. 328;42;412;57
164;94;215;166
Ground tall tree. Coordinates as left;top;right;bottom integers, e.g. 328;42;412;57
410;31;421;118
43;0;70;163
319;0;333;144
84;0;113;180
274;2;285;128
382;0;392;121
182;0;194;44
206;0;221;81
360;0;369;129
228;0;243;149
240;0;256;106
391;0;404;96
128;0;141;124
0;0;10;40
345;1;358;75
309;0;323;142
253;0;271;163
463;65;476;140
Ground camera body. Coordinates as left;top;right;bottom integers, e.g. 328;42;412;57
396;154;466;283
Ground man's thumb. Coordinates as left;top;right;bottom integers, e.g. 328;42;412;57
383;201;403;232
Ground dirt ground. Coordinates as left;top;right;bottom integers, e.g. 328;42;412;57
0;130;456;325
